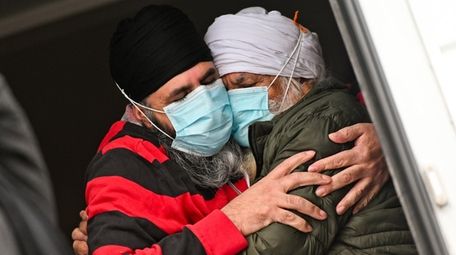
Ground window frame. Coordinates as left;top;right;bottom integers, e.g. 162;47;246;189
329;0;449;254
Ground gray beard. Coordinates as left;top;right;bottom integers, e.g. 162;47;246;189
268;77;306;114
156;133;245;189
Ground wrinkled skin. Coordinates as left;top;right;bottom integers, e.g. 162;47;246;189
309;123;390;214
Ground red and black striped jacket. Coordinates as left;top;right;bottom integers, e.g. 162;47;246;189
85;121;248;255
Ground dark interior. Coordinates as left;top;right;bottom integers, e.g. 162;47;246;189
0;0;355;243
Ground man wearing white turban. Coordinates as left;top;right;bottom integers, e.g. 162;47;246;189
205;7;325;81
205;7;416;255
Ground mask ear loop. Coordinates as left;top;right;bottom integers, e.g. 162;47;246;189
267;32;304;90
279;33;303;112
114;81;165;113
114;81;175;141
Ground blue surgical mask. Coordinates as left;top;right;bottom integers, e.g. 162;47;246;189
228;87;273;147
228;31;304;148
116;79;233;157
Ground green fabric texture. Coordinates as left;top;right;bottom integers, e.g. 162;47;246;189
242;79;417;255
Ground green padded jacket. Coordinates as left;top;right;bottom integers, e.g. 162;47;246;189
242;79;417;255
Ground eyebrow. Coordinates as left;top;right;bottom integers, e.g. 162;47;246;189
233;74;245;85
199;68;216;83
168;84;192;100
167;68;217;100
232;73;256;88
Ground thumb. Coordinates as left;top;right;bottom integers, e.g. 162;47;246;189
329;124;363;144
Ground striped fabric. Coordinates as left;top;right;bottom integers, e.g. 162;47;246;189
85;121;248;255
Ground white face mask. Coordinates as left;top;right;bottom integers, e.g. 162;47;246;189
228;32;304;147
115;80;234;157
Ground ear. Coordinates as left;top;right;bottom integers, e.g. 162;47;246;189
131;104;153;129
300;78;316;86
131;104;143;120
301;79;315;95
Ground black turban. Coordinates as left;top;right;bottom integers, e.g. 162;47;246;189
110;5;213;101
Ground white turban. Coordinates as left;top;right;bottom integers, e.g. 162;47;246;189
204;7;325;79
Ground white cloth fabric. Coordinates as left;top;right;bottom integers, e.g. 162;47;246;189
204;7;325;79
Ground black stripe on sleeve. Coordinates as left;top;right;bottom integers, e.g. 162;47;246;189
158;227;207;255
89;211;206;255
88;211;166;252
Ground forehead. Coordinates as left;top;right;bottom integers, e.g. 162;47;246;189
145;61;218;104
160;62;216;88
186;61;217;77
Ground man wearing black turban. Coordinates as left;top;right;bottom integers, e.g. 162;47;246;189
74;5;332;255
109;5;214;102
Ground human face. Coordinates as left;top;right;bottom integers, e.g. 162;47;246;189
221;72;284;102
222;72;313;108
139;61;219;135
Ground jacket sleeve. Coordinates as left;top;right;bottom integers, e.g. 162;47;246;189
326;180;417;255
86;175;246;255
243;114;364;255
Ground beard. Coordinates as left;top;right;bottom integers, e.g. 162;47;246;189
268;77;307;114
156;132;246;189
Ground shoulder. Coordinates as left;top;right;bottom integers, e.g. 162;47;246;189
279;86;370;133
307;88;368;122
87;134;168;178
85;124;193;197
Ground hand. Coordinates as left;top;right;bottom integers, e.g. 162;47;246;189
308;123;390;215
72;210;88;255
222;151;332;236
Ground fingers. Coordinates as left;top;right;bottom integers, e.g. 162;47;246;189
73;240;89;255
352;183;381;214
328;123;370;144
315;165;365;196
79;217;88;235
335;177;372;215
273;208;313;232
308;150;357;172
80;210;88;221
73;210;89;255
268;151;316;178
352;172;389;214
77;209;89;235
281;172;331;191
278;194;327;220
71;228;87;241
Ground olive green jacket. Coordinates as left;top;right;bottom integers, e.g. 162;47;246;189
243;80;417;255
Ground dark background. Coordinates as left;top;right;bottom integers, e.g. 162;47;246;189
0;0;354;244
